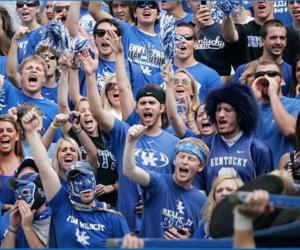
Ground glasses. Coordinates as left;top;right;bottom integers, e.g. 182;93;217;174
254;70;282;79
136;1;157;9
289;0;300;4
174;78;191;85
94;29;121;38
16;1;39;8
106;82;117;91
53;5;70;13
175;34;194;42
40;53;56;60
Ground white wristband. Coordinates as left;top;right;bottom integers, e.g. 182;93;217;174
233;207;253;231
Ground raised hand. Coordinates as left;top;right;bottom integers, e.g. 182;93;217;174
12;26;29;42
78;46;99;75
107;30;123;55
68;111;82;133
21;110;41;132
9;203;21;230
58;53;72;72
18;200;35;230
161;63;174;85
53;113;69;127
126;124;147;144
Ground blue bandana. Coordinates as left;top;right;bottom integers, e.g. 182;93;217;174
175;142;208;164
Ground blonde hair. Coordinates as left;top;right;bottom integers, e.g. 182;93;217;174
240;61;258;85
19;55;47;76
51;137;82;175
202;175;244;236
269;170;296;195
175;68;200;112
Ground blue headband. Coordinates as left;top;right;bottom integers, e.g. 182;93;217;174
175;142;207;164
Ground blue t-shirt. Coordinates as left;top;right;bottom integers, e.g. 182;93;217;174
0;56;7;76
153;63;222;103
48;187;129;248
18;26;44;64
140;172;207;238
0;207;51;248
204;133;274;192
0;175;15;205
233;61;292;96
109;118;179;232
117;19;165;85
41;85;58;103
274;0;293;26
256;97;300;167
0;79;61;141
79;7;96;37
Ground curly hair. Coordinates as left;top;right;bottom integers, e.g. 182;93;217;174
205;81;258;134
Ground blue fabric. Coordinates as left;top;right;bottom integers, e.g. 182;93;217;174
0;56;7;76
256;96;300;167
0;175;15;205
109;118;179;232
41;85;58;103
204;133;274;192
140;173;207;237
48;187;129;248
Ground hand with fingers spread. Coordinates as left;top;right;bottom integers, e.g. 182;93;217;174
21;110;41;133
121;233;144;249
161;63;174;85
163;227;191;240
78;46;99;75
18;200;35;230
126;124;147;144
107;30;123;55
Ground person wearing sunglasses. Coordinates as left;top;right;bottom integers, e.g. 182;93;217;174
53;1;70;23
153;22;222;103
233;19;293;97
253;59;300;168
88;1;164;86
15;0;45;64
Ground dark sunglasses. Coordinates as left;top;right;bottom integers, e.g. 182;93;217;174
289;0;300;4
53;5;70;13
175;34;194;41
106;82;117;91
16;1;39;8
94;29;120;38
254;70;282;79
136;1;157;9
40;53;56;60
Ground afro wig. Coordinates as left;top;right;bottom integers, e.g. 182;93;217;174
205;81;258;134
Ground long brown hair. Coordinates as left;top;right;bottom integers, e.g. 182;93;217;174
0;6;14;55
0;114;24;157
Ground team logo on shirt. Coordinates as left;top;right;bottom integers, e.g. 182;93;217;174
76;228;90;246
135;149;169;168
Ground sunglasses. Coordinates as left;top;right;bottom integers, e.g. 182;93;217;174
254;70;282;79
174;78;191;85
136;2;157;9
94;29;120;38
53;5;70;13
16;1;39;8
289;0;300;4
106;82;117;91
40;53;56;60
175;34;194;41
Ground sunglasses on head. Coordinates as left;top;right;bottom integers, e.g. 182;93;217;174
40;53;56;60
16;1;39;8
174;78;191;85
136;1;157;9
106;82;117;91
53;5;70;13
94;29;120;38
254;70;282;79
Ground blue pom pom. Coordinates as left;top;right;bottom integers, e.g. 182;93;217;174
215;0;244;18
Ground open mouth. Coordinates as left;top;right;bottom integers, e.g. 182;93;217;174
175;87;185;94
29;75;37;82
84;118;94;126
179;167;189;175
22;12;30;17
144;112;153;119
64;156;74;164
143;11;152;17
101;42;110;48
113;93;119;98
0;139;10;145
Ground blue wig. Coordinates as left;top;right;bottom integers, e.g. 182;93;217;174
205;81;258;134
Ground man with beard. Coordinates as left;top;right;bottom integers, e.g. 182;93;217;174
203;82;273;193
233;19;292;96
80;47;179;233
253;59;300;168
0;158;51;248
